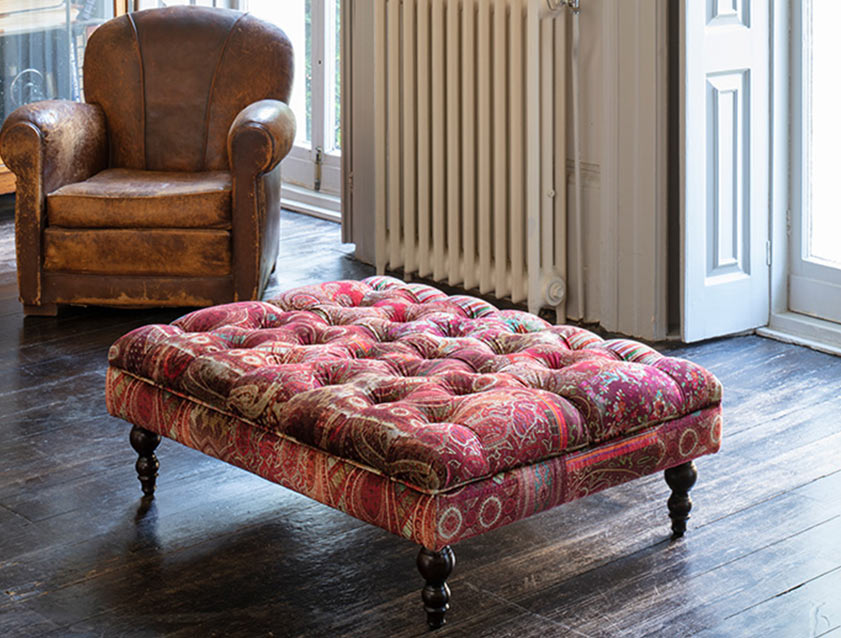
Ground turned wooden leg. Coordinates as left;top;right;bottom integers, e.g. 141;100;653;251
664;460;698;538
130;426;161;497
417;546;455;629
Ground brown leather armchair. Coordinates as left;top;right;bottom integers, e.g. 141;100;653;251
0;6;295;315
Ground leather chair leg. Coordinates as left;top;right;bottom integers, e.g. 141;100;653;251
23;303;58;317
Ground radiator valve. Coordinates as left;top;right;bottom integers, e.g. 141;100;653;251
543;276;567;307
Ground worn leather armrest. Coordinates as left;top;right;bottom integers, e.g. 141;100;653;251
0;100;107;307
227;99;296;176
227;100;293;302
0;99;107;194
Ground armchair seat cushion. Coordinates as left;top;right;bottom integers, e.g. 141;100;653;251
47;168;232;229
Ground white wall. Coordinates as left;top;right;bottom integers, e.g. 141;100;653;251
566;0;669;339
564;0;602;323
601;0;669;340
346;0;377;263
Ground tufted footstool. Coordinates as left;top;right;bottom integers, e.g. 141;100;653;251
105;276;722;629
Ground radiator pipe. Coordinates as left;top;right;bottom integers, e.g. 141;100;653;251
570;0;584;321
545;0;583;321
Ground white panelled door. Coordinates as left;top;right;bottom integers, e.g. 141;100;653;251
680;0;770;342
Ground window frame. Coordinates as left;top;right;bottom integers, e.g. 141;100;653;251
760;0;841;354
787;0;841;324
279;0;342;200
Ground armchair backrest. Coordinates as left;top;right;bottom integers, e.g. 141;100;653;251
83;6;293;172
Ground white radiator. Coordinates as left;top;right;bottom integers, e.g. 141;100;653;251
374;0;568;316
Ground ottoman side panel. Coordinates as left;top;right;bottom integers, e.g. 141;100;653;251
432;458;568;548
563;406;722;501
432;405;722;548
106;367;441;549
107;367;721;552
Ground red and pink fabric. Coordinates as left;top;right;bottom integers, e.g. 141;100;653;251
106;276;722;628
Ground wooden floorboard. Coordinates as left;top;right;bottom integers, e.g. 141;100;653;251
1;211;840;636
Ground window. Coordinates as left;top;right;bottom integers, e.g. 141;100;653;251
0;1;114;193
790;0;841;324
243;0;342;201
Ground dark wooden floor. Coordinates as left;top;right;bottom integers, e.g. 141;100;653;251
1;210;840;637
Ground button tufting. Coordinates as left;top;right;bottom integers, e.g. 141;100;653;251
110;276;723;493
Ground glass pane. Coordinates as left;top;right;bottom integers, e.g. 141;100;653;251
0;0;113;123
806;0;841;265
244;0;312;148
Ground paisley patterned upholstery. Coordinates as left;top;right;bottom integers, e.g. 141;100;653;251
106;277;723;549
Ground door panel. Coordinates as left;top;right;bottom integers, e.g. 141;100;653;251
681;0;770;342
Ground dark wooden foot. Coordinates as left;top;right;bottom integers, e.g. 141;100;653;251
23;303;58;317
417;546;455;629
129;426;161;497
664;460;698;538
